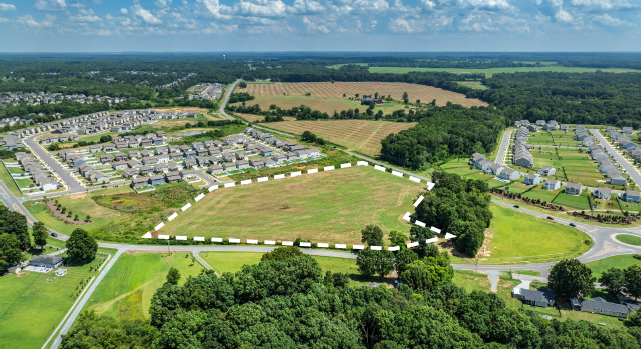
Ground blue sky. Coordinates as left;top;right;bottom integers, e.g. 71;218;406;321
0;0;639;52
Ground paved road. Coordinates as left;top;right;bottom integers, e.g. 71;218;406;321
591;129;641;188
24;135;83;192
495;129;513;165
50;249;124;349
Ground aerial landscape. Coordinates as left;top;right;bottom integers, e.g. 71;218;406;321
4;0;641;348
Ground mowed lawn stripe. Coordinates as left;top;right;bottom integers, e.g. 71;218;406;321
162;166;423;243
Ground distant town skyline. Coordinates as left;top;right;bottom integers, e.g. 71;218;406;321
0;0;639;52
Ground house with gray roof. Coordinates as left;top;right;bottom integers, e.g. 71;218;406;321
523;174;541;185
476;159;493;172
623;190;640;203
488;164;504;176
565;182;583;196
513;288;555;308
29;255;64;269
499;168;520;181
572;297;629;319
542;179;561;191
594;187;612;200
537;166;556;176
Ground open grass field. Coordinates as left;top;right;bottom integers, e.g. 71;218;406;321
454;81;488;90
453;270;522;308
615;234;641;246
552;192;591;211
520;186;563;203
245;81;488;108
25;193;121;236
0;254;107;349
481;204;591;259
233;95;408;116
368;66;641;77
266;119;416;155
586;255;641;279
0;163;24;197
526;130;582;147
83;252;198;321
162;166;423;244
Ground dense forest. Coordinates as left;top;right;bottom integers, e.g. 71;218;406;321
60;246;641;349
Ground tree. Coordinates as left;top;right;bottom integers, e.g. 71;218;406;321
0;234;22;269
388;230;408;247
409;225;435;258
85;215;91;222
32;221;48;248
0;206;30;250
402;92;408;99
261;246;304;261
399;254;453;292
166;267;181;285
356;249;394;277
625;265;641;300
48;143;60;152
361;225;384;247
599;268;625;295
238;82;248;88
548;259;595;301
66;228;98;262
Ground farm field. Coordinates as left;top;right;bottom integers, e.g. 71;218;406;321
233;95;408;116
162;166;423;244
243;81;488;108
586;255;641;279
455;81;487;89
82;252;198;321
0;254;107;349
368;66;641;77
480;203;591;260
266;119;416;155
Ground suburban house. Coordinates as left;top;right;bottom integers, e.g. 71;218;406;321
536;120;546;126
542;179;561;191
112;161;127;171
622;127;635;136
208;165;224;175
487;164;504;176
611;174;628;187
594;187;612;200
236;160;249;169
180;170;196;180
565;182;583;196
576;125;586;131
476;159;493;172
114;152;127;162
139;165;154;176
154;163;169;173
575;131;590;141
183;158;197;168
223;162;237;171
561;124;570;131
132;177;149;189
123;168;139;178
512;288;555;308
623;190;641;203
149;175;165;186
523;174;541;185
29;255;64;269
99;154;113;164
607;126;616;133
165;173;181;183
543;123;557;131
526;125;538;132
572;297;629;319
142;156;157;166
89;145;101;153
582;138;595;147
537;166;556;176
499;168;520;181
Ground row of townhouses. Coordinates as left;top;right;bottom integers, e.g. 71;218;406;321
514;127;534;167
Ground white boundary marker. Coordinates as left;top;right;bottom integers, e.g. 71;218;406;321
357;161;368;166
176;236;187;241
265;240;276;245
257;177;268;182
406;241;419;248
224;182;235;188
388;246;400;251
426;237;438;244
415;220;426;227
291;171;301;177
282;241;293;246
335;244;346;249
229;238;240;243
430;226;441;234
181;203;191;211
392;170;403;177
154;222;165;231
247;239;258;244
341;163;351;168
274;174;285;179
402;212;411;221
371;246;382;250
317;243;329;248
413;195;424;207
374;165;386;172
445;233;457;239
324;166;335;171
142;232;152;239
307;168;318;174
426;182;435;191
211;237;223;242
300;242;311;247
158;235;169;240
194;193;205;201
353;245;364;250
409;176;420;183
168;212;178;221
194;237;205;242
241;179;252;185
208;185;218;192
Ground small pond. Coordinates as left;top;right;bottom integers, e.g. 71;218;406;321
174;130;207;136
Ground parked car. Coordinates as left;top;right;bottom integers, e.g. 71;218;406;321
570;223;576;227
547;216;554;220
50;232;57;237
513;205;520;208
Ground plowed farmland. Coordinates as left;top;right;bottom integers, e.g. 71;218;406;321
267;119;416;156
244;81;488;108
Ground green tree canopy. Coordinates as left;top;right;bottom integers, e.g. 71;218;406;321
599;267;626;295
361;224;385;247
548;259;596;301
166;267;181;285
260;246;304;262
0;233;22;269
32;221;48;248
66;228;98;262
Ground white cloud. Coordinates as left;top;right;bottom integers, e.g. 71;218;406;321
592;13;625;26
18;14;54;27
34;0;67;11
0;3;16;11
302;16;330;32
119;7;128;14
570;0;635;11
555;8;573;22
69;3;85;8
236;0;289;17
466;0;512;11
200;0;232;20
0;16;8;22
70;7;101;22
96;29;112;35
133;4;162;24
352;0;389;15
389;18;414;32
290;0;326;15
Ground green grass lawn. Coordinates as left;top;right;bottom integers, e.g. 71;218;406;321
6;166;26;175
585;255;641;279
83;252;199;321
438;160;496;183
615;234;641;246
453;270;522;308
368;66;640;77
482;203;591;260
0;163;24;197
15;177;35;188
618;198;641;213
0;254;107;349
552;192;591;211
521;186;562;203
163;166;424;244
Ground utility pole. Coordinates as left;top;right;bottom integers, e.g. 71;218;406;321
474;258;479;280
167;239;170;257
